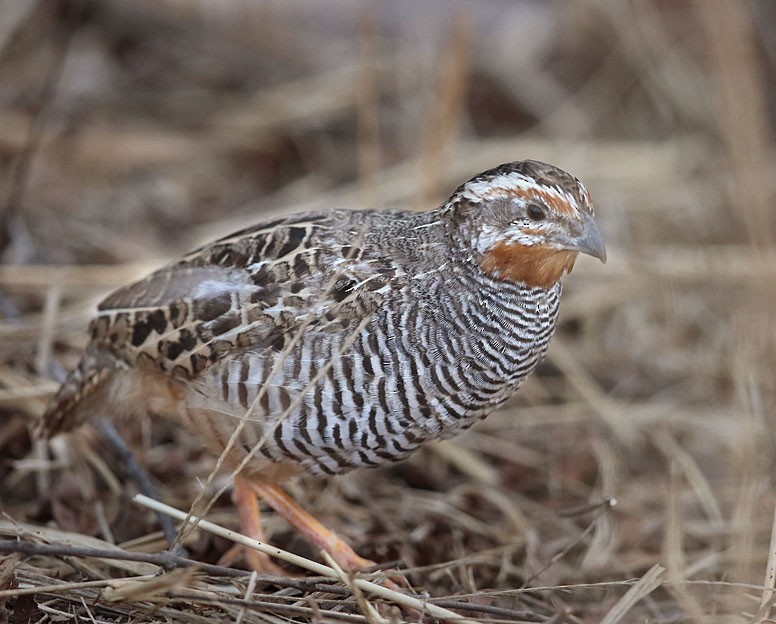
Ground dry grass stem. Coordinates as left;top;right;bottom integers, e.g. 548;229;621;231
134;493;481;624
598;564;665;624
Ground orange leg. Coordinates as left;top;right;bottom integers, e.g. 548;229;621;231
237;479;410;594
218;475;288;575
249;480;376;571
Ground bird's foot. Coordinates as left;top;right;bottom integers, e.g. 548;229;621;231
326;540;409;589
247;481;410;588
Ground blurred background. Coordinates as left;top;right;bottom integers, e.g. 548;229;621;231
1;1;775;622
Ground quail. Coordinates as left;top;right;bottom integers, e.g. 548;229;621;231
41;160;606;571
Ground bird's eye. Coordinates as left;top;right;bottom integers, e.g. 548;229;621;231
527;203;546;222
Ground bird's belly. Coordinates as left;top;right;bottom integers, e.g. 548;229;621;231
184;288;561;477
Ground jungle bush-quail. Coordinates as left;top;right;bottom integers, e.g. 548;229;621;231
41;160;606;571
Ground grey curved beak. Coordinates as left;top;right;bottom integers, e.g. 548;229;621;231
568;211;607;263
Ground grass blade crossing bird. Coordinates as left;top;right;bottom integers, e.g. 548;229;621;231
40;160;606;573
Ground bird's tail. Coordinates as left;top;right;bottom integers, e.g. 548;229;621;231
38;344;116;438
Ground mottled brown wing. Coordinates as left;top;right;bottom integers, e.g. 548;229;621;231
41;211;396;435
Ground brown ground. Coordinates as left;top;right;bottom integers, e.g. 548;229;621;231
1;2;775;622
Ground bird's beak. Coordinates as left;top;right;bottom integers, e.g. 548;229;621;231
564;211;607;263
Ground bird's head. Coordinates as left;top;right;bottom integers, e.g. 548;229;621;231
444;160;606;289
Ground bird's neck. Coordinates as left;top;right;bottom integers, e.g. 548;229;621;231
447;241;564;326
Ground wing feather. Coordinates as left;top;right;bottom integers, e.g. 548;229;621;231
88;211;398;378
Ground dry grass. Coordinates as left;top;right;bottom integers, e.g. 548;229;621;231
1;1;775;622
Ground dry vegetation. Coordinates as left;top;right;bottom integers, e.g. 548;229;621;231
1;1;775;622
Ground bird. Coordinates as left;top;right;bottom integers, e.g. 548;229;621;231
40;159;606;573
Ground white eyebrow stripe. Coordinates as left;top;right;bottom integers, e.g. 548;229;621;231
460;173;534;202
459;173;576;210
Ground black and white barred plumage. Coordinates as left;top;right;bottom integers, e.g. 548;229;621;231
42;160;605;480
